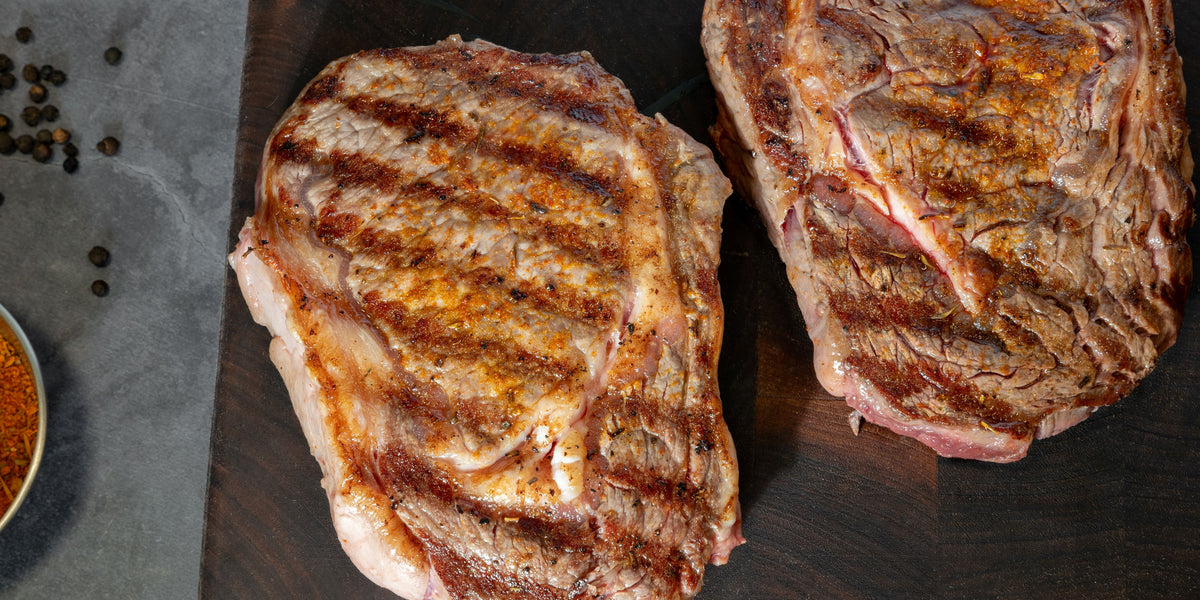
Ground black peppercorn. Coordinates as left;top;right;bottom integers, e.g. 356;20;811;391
62;141;78;157
0;193;4;206
32;142;51;163
20;106;40;127
48;70;66;86
63;156;78;174
104;47;123;65
15;134;33;154
0;72;15;89
15;27;32;44
40;104;59;122
0;132;13;155
97;136;120;155
35;129;52;144
0;54;11;72
39;65;52;80
28;84;47;103
21;64;38;83
91;280;109;297
89;246;110;267
0;114;9;132
52;128;69;144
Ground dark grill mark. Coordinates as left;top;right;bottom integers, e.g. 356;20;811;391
424;540;574;600
359;292;583;383
372;45;613;128
330;150;404;194
485;138;623;205
332;172;625;272
374;441;459;505
343;94;469;142
355;250;620;319
314;206;363;242
533;217;626;268
520;280;617;327
720;1;810;178
369;439;694;598
321;93;626;209
845;354;1032;437
302;74;343;104
271;135;317;165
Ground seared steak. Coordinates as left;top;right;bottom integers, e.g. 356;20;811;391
230;36;741;599
703;0;1193;461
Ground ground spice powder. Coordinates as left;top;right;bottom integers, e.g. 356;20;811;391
0;334;38;516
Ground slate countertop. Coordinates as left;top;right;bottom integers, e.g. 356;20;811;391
0;1;247;597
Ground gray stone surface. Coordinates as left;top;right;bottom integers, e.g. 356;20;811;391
0;1;247;597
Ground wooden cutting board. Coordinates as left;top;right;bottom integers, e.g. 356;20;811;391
200;1;1200;597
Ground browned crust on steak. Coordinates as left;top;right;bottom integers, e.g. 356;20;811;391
704;0;1193;460
234;36;740;599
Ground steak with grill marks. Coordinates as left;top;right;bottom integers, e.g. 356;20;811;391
703;0;1193;461
230;36;741;599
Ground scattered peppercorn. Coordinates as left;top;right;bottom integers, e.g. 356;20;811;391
47;70;65;86
89;246;110;267
28;84;46;103
0;193;4;206
35;129;52;144
0;54;11;72
104;47;123;65
62;142;78;157
63;156;78;174
0;132;13;155
15;27;32;44
15;135;33;154
96;136;120;155
19;106;39;127
38;65;51;80
31;142;51;163
52;128;69;144
21;65;39;84
0;114;9;132
91;280;109;297
40;105;58;122
0;73;15;90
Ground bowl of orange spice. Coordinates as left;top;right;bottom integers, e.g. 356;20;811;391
0;302;45;534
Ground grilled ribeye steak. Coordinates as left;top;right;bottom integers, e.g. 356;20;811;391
230;36;741;599
703;0;1193;461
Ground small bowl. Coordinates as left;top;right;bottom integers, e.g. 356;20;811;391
0;303;46;534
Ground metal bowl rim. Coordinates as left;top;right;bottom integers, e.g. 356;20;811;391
0;302;47;534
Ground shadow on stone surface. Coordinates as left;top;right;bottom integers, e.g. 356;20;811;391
0;320;91;592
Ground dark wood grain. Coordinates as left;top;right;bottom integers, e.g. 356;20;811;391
200;1;1200;598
